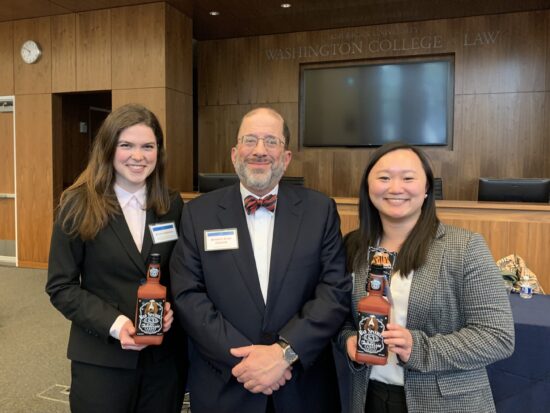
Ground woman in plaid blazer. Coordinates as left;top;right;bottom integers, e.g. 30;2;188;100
338;142;514;413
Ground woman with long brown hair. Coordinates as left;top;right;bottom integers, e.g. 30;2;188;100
46;103;187;413
339;142;514;413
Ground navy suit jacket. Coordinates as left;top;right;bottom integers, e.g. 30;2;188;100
170;183;351;413
47;194;186;370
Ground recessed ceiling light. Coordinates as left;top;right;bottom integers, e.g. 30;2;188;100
281;3;292;8
209;11;220;16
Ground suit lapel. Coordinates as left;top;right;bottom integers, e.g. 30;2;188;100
264;185;303;315
406;224;446;330
109;213;146;273
218;185;265;315
140;208;155;262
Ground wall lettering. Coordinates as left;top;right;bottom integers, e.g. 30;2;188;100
265;41;363;60
464;31;501;46
367;35;443;53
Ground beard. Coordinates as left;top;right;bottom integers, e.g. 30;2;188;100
233;152;286;193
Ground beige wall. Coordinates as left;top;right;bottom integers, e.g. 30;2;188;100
197;10;550;200
0;2;193;268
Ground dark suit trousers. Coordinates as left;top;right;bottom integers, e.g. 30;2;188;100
70;349;185;413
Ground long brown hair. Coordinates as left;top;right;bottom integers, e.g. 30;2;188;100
58;103;171;239
352;142;440;275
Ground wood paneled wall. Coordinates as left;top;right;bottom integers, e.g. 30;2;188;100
77;9;111;91
197;11;550;199
15;94;53;268
0;2;193;267
0;22;14;94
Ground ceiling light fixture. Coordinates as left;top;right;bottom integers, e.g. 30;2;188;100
209;11;220;16
281;3;292;8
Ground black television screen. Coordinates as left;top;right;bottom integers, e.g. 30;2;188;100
478;178;550;203
300;56;454;147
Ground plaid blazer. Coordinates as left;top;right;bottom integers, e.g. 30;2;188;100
338;224;515;413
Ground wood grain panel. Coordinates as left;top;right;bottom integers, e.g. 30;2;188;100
165;4;192;94
0;22;14;94
462;11;546;94
166;89;193;191
0;112;14;193
52;94;63;205
257;33;302;103
191;0;550;41
76;9;111;91
0;199;15;240
13;17;51;95
15;94;53;267
197;10;550;201
197;37;260;106
545;92;550;175
51;13;76;92
111;3;165;89
459;92;547;198
112;88;166;120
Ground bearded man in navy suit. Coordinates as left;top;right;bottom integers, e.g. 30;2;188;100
170;107;351;413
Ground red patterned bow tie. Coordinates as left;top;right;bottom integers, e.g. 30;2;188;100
244;194;277;215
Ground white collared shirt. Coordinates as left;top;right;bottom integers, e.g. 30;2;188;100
114;184;147;253
240;183;278;303
109;184;147;340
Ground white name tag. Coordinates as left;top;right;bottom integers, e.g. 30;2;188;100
204;228;239;251
149;222;178;244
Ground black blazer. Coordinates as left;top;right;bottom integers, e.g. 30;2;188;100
46;194;186;370
170;183;351;413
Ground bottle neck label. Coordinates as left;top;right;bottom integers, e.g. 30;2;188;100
147;264;161;283
136;298;165;336
357;311;388;357
370;278;382;291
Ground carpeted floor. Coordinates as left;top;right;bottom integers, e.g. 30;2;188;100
0;265;192;413
0;265;71;413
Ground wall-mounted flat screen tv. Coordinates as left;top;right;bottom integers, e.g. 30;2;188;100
300;56;454;147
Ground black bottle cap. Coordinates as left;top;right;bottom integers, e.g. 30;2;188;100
149;253;161;264
370;264;385;275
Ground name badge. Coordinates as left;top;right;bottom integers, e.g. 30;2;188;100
149;222;178;244
204;228;239;251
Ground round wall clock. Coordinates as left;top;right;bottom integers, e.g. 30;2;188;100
20;40;42;64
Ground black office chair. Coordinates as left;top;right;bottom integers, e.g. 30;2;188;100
433;177;443;200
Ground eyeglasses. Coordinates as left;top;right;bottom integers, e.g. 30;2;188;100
239;134;285;149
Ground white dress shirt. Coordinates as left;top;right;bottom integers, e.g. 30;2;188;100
109;184;147;339
240;183;278;303
114;184;147;253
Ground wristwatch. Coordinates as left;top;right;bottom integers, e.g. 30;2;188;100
277;339;299;365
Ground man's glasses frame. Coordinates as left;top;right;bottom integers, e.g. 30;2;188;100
239;134;285;149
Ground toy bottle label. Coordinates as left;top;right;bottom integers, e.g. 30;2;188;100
136;298;165;336
357;312;388;357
